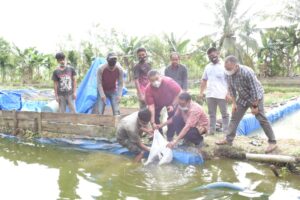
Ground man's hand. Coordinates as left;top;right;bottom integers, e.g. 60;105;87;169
101;96;106;103
199;93;205;100
251;106;259;115
198;126;206;135
145;128;154;135
166;140;177;149
72;92;77;100
225;94;232;102
232;103;237;113
167;105;174;113
151;122;160;130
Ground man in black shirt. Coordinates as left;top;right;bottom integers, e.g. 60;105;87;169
165;52;188;91
52;52;77;113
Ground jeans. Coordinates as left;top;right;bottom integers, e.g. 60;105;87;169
98;91;120;115
206;98;229;133
58;95;76;113
226;98;276;144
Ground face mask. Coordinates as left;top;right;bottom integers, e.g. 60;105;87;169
210;56;219;64
151;80;161;88
108;59;117;67
139;56;147;63
178;105;189;111
225;69;235;76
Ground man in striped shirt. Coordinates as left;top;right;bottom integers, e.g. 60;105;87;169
216;55;277;153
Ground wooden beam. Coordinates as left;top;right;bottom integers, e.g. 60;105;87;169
41;112;116;127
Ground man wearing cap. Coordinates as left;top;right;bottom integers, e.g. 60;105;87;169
97;53;124;115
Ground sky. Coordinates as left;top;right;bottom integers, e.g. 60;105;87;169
0;0;282;53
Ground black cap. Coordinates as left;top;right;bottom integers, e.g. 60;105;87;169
107;52;117;60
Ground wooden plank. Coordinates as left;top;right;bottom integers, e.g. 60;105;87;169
41;112;116;126
0;110;14;119
17;111;39;120
0;119;36;129
41;121;116;137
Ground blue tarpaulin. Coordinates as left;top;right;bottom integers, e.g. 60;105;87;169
237;99;300;135
0;92;22;110
76;58;106;113
0;133;204;165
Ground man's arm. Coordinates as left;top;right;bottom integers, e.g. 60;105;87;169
199;79;207;97
72;75;77;99
247;71;260;106
54;81;59;102
139;141;150;152
117;67;124;98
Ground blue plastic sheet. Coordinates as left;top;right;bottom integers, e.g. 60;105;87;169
0;133;204;165
75;58;106;113
0;92;22;110
237;99;300;135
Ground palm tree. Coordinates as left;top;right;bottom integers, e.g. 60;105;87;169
116;35;146;81
211;0;259;64
0;38;13;83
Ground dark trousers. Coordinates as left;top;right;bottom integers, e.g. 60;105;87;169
226;98;276;144
154;108;176;141
172;115;204;145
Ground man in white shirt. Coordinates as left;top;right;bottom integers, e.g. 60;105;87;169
200;47;230;134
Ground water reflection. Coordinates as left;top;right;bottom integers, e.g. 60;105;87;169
0;137;300;200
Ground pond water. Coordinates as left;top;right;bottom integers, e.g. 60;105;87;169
0;135;299;200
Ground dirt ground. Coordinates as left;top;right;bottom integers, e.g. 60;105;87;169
202;133;300;159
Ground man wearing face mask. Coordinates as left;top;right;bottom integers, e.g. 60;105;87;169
165;52;188;91
145;70;182;141
97;52;124;115
52;52;77;113
158;92;209;149
117;108;153;162
200;47;230;135
133;48;152;108
216;55;277;153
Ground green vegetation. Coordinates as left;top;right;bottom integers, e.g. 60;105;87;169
0;0;299;85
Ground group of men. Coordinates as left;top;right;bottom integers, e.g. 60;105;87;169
52;47;278;163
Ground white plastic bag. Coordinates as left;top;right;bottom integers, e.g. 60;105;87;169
144;130;173;166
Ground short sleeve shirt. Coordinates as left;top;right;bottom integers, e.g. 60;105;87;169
52;66;76;96
145;76;181;110
202;62;227;99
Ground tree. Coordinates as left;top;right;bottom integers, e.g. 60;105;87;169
209;0;259;65
0;38;13;83
116;34;146;81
